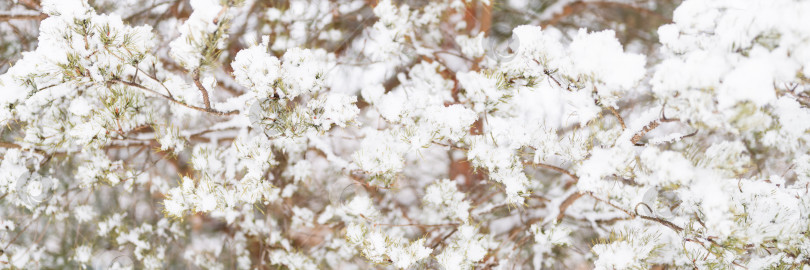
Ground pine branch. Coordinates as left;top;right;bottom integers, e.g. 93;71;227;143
108;78;237;116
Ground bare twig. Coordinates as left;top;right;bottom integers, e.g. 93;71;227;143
522;160;579;181
556;191;584;222
109;79;237;116
607;106;626;130
431;228;458;251
631;120;660;145
191;69;212;110
587;192;684;233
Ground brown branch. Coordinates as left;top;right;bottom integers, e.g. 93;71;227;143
123;1;173;21
586;192;635;217
191;69;212;110
0;141;23;150
373;223;458;228
522;160;579;181
135;65;175;98
540;1;671;28
432;141;469;151
0;13;46;22
638;214;684;233
17;0;41;11
556;191;584;222
586;192;684;233
607;106;626;130
109;79;237;116
630;120;660;145
784;89;810;107
543;69;564;88
0;141;47;155
634;203;683;232
212;5;229;25
430;228;458;251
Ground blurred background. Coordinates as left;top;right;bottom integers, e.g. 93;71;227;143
1;0;681;73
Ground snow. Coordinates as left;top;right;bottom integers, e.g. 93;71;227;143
344;195;378;218
567;29;646;91
436;224;494;270
423;105;477;141
4;0;810;269
308;93;359;130
457;71;501;113
280;48;330;99
360;84;385;104
42;0;91;18
169;0;226;70
773;97;810;137
232;43;282;99
68;97;93;117
718;53;778;109
563;89;601;126
352;129;408;179
388;239;432;269
364;0;412;61
455;33;486;58
576;145;634;193
592;240;653;270
423;179;471;221
73;245;92;264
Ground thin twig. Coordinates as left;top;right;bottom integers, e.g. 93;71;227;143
109;79;237;116
521;161;579;181
191;69;212;110
607;106;626;130
374;223;458;228
588;192;684;233
631;120;660;145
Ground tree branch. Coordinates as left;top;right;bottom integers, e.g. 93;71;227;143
556;191;584;222
631;120;660;145
522;160;579;181
588;192;684;233
540;1;671;28
607;106;626;130
0;12;46;22
191;69;212;110
0;141;47;155
109;79;237;116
